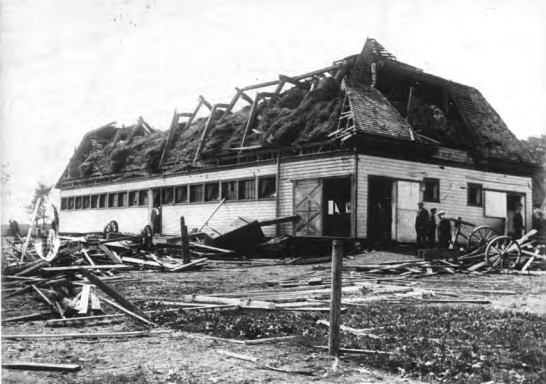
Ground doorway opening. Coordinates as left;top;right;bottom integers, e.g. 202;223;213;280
368;176;394;243
506;194;525;237
322;177;352;237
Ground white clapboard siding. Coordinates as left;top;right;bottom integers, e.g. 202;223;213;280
61;207;149;234
357;154;532;238
278;154;355;234
59;163;277;234
162;200;277;236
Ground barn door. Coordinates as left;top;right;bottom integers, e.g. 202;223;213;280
395;180;420;242
293;179;323;236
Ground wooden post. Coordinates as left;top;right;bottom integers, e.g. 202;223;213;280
180;216;190;264
329;240;343;356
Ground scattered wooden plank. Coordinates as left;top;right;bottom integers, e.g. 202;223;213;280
98;244;123;264
313;346;395;356
2;362;81;372
78;285;91;315
419;299;490;304
521;256;535;272
216;349;313;375
42;265;129;272
2;330;170;340
243;336;296;345
2;312;46;323
78;269;149;319
90;293;101;311
169;258;208;272
182;294;275;309
101;298;155;326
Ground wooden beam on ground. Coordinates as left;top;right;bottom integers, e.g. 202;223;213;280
2;330;170;340
2;312;46;323
313;346;394;356
14;260;48;276
78;284;91;315
78;269;149;319
182;294;275;309
2;362;81;372
81;249;95;266
90;293;101;311
169;258;208;272
98;244;122;264
41;265;129;272
101;298;156;326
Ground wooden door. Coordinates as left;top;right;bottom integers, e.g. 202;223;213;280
395;181;420;242
293;179;323;236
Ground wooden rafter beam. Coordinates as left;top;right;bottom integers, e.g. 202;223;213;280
240;92;263;149
279;75;311;90
220;89;243;121
239;89;254;105
199;95;213;110
158;109;181;168
193;104;228;163
241;79;281;92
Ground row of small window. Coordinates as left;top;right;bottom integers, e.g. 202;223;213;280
422;178;483;207
60;176;277;210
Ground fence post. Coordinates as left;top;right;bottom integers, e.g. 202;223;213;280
180;216;190;264
329;240;343;356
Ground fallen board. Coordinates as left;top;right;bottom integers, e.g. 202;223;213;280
2;362;81;372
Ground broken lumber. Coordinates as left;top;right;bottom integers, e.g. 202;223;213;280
78;269;149;319
2;362;81;372
2;330;170;340
41;264;130;272
216;349;313;375
101;298;155;326
169;258;208;272
182;294;275;309
313;346;395;356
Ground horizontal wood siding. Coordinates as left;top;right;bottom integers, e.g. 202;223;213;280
61;207;148;234
162;200;277;236
357;154;533;238
59;164;277;234
278;155;355;235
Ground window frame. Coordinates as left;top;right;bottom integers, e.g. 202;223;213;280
75;196;83;210
98;194;107;208
205;182;220;202
128;191;139;207
61;198;68;210
161;186;174;205
258;176;277;199
189;183;205;203
108;193;118;208
423;178;440;203
238;178;256;200
82;195;91;210
467;183;483;207
91;195;99;209
221;180;238;201
174;185;188;204
67;197;75;210
117;192;127;208
138;190;149;206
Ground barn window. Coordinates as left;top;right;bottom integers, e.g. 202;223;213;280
258;176;276;199
238;179;256;200
108;193;117;208
61;198;68;210
221;181;237;200
91;195;98;209
75;196;83;209
118;192;127;207
82;196;90;209
67;197;75;210
175;186;188;204
189;184;204;203
162;187;174;204
129;191;138;207
205;183;220;202
423;178;440;203
99;194;107;208
467;183;483;206
138;190;149;206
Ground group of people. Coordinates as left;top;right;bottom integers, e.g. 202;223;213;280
415;202;452;248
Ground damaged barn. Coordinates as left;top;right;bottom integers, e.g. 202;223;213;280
56;39;537;249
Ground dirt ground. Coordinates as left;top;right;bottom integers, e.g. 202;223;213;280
2;250;546;384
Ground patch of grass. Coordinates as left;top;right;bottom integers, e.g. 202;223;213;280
153;303;546;383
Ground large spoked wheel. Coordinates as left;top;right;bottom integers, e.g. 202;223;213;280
485;235;521;269
142;225;154;249
103;220;119;239
468;226;498;253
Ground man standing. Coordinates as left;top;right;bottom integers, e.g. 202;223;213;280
513;204;524;239
415;202;429;247
437;211;451;248
427;208;437;246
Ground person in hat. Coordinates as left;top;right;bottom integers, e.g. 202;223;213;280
426;208;438;246
437;211;451;248
513;204;524;239
415;202;429;247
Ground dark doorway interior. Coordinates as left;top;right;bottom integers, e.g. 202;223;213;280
322;177;352;237
506;194;524;237
368;176;393;243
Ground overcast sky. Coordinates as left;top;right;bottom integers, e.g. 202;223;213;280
1;0;545;222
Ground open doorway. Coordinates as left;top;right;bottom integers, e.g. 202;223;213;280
368;176;394;243
506;194;525;237
322;177;352;237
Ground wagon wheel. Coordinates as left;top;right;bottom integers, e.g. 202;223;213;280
468;225;498;252
142;225;154;249
485;235;521;269
103;220;119;239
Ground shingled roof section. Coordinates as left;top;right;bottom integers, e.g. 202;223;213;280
449;84;534;164
346;84;415;141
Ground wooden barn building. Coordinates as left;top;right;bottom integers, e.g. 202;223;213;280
56;39;538;243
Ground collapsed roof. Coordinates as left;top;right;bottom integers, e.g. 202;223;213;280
59;38;535;183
